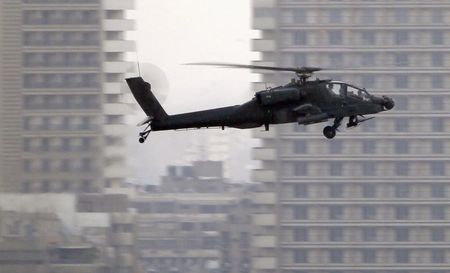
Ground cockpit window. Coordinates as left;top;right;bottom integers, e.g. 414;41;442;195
327;83;345;97
347;85;371;101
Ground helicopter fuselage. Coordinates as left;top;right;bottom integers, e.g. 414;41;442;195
126;77;394;141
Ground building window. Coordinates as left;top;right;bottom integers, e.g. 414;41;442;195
329;227;343;241
431;52;444;67
394;8;409;23
394;184;410;198
395;227;409;242
431;162;446;176
395;206;409;220
293;9;307;24
395;250;409;263
395;53;409;67
362;249;376;263
294;184;308;198
294;227;308;242
329;52;343;65
432;75;444;89
431;184;446;198
395;118;409;132
431;31;444;45
394;31;409;45
329;140;342;154
361;52;376;67
432;118;444;132
329;30;343;45
294;162;308;176
361;75;376;89
363;227;377;241
329;183;343;198
329;206;344;220
293;205;308;220
360;31;376;45
362;162;376;176
328;9;342;23
329;249;343;263
362;184;376;198
329;162;342;176
294;249;308;263
431;97;444;111
393;96;408;110
294;53;307;67
294;141;307;154
432;249;445;263
431;227;445;241
395;140;409;154
362;206;376;220
293;31;308;45
431;206;446;220
394;75;409;89
254;7;274;17
361;9;376;24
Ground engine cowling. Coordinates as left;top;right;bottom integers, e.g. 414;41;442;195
256;87;302;106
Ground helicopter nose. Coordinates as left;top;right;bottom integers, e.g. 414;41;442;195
382;96;395;110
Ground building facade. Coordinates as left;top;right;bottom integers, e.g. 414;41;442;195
133;162;252;273
0;0;134;192
251;1;450;273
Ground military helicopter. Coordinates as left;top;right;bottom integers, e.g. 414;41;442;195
126;63;394;143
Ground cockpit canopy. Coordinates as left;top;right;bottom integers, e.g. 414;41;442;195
326;81;371;101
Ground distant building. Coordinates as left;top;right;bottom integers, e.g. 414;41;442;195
0;193;140;273
132;161;253;273
252;1;450;273
0;0;135;193
0;210;107;273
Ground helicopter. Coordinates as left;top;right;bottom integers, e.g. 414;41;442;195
126;63;394;143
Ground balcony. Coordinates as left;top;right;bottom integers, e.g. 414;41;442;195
111;213;134;224
103;82;122;94
252;169;277;182
252;39;276;52
104;19;135;31
104;40;135;52
103;103;131;115
102;0;135;9
111;233;134;245
253;0;277;7
252;214;276;226
252;147;276;160
104;165;129;178
253;235;276;248
251;192;277;205
104;145;127;158
253;17;276;29
252;257;276;269
103;62;133;73
103;124;127;135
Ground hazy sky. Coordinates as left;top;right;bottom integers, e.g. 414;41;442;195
129;0;258;184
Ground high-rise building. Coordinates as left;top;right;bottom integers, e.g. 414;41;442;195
0;0;135;192
251;1;450;273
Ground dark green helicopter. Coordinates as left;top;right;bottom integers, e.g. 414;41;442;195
126;63;394;143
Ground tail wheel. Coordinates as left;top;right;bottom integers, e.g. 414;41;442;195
323;126;336;139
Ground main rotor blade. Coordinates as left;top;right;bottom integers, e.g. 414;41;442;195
186;62;323;74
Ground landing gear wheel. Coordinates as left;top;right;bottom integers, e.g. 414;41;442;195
139;137;145;144
323;126;336;139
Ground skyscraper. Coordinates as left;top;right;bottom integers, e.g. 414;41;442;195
251;1;450;273
0;0;135;192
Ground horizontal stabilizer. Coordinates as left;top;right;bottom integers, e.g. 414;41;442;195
137;116;154;127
